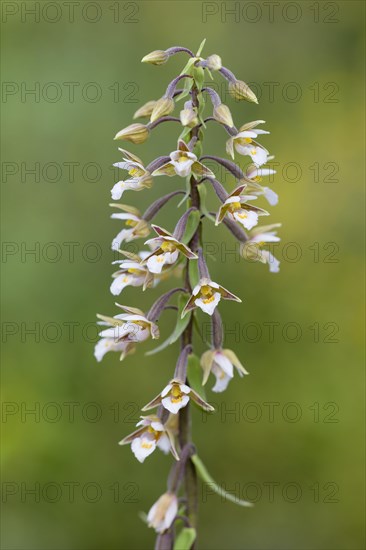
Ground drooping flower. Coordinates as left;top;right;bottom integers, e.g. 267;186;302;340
216;185;269;230
110;258;153;296
201;348;249;393
111;149;152;200
246;161;278;206
226;120;270;165
241;224;281;273
119;415;179;463
152;140;215;179
95;305;159;362
94;337;135;363
142;225;197;274
147;492;178;534
181;278;241;317
142;378;214;414
110;203;150;251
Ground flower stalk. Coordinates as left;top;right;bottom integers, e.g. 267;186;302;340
95;40;280;548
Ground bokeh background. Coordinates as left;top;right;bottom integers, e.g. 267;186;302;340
1;1;365;549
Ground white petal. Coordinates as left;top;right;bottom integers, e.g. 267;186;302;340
110;274;133;296
213;353;234;377
162;394;189;414
211;365;233;393
131;435;156;463
111;181;124;200
263;187;278;206
234;210;258;230
195;292;221;316
161;384;173;397
261;250;280;273
94;338;125;361
172;158;194;177
163;497;178;531
157;434;171;454
111;229;133;251
146;254;167;274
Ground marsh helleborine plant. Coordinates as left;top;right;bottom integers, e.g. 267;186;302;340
95;41;280;549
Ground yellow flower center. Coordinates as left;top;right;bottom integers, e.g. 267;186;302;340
141;440;153;450
251;148;257;155
170;384;184;403
228;201;241;213
134;321;148;329
236;210;248;220
125;219;138;227
200;285;215;304
161;241;176;253
243;137;252;143
127;268;143;275
129;167;143;177
177;154;189;163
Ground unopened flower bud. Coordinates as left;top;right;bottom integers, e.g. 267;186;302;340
141;50;169;65
180;107;198;128
206;54;222;71
147;492;178;534
150;97;175;122
213;104;234;127
133;100;156;119
114;123;149;144
229;80;258;103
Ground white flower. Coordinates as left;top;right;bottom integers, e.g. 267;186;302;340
111;148;152;200
216;185;269;231
110;260;150;296
241;224;281;273
226;121;270;166
111;211;150;251
95;305;159;362
143;378;214;414
246;163;278;206
143;225;197;275
119;415;178;463
94;337;131;362
152;140;215;179
182;278;241;317
147;493;178;534
201;349;249;393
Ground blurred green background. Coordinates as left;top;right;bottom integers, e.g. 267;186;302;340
1;1;365;549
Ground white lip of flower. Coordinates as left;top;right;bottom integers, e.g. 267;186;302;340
110;260;150;296
246;164;278;206
182;277;241;317
201;349;249;393
142;225;198;275
147;492;178;534
242;224;281;273
216;186;269;230
226;121;270;165
142;378;215;415
94;337;133;363
151;140;215;179
110;212;149;251
111;148;152;200
119;415;179;463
